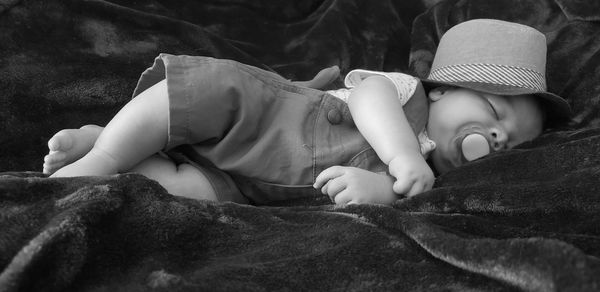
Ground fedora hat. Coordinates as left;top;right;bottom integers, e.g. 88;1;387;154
421;19;571;121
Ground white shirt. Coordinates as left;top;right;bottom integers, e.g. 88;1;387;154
326;69;436;157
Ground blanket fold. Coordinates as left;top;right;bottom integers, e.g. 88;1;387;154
2;0;600;291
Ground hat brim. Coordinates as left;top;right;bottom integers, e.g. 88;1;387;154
420;79;572;121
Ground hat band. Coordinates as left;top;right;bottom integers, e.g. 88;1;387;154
428;63;546;92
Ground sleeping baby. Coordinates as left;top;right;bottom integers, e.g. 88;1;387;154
43;19;571;205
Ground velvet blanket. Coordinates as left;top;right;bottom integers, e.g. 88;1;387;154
1;0;600;291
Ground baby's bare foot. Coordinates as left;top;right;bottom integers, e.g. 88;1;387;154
43;125;103;174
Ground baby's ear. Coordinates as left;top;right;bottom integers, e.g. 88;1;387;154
428;86;448;102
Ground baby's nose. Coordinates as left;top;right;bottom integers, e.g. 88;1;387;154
489;128;508;151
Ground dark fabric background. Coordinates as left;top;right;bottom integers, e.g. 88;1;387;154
1;0;600;291
0;0;425;171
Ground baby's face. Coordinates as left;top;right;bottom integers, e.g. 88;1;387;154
426;87;544;174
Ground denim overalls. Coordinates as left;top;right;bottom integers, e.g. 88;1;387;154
133;54;425;204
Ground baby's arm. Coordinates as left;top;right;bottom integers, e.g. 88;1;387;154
347;76;434;197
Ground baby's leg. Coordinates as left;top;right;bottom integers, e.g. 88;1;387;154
130;154;220;201
43;125;104;174
51;79;170;177
130;155;248;203
45;125;236;202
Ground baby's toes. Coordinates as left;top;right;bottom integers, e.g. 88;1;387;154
47;130;75;152
43;162;64;174
43;152;67;174
45;150;68;162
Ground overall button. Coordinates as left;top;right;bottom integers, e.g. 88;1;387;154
327;109;342;124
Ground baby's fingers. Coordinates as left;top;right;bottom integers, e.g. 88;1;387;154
332;190;353;205
392;178;414;195
321;178;345;196
394;179;433;197
314;166;345;188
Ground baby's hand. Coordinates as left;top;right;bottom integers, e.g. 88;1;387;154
313;166;397;205
388;154;434;197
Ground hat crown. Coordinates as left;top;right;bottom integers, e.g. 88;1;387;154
429;19;548;91
423;19;572;120
433;19;547;72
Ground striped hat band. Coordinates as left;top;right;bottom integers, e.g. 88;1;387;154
428;63;547;92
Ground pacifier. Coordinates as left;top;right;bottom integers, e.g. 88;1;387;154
461;133;491;162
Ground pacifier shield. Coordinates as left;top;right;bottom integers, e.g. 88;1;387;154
461;133;490;161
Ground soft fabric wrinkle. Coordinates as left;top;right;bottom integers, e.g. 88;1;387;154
3;0;600;291
554;0;600;21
